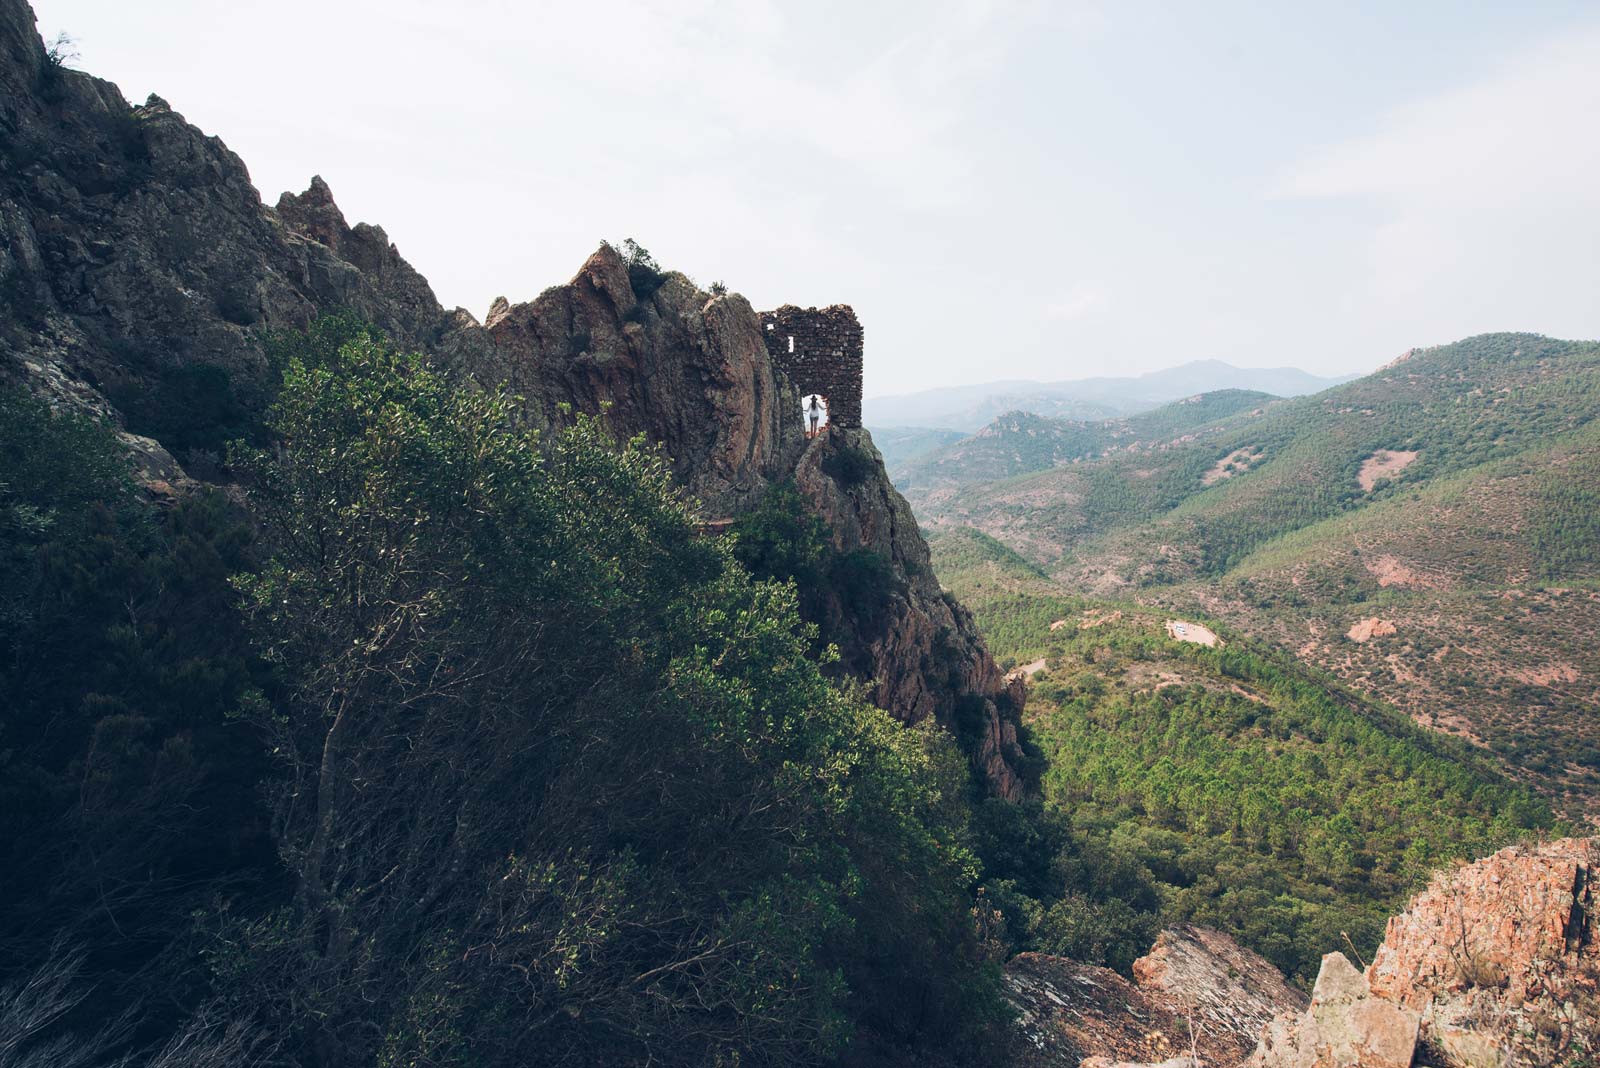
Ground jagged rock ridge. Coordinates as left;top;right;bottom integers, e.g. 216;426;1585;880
1005;926;1305;1068
0;0;1025;794
1008;839;1599;1067
1252;837;1598;1068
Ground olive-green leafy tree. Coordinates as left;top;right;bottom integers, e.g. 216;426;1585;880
219;334;1003;1066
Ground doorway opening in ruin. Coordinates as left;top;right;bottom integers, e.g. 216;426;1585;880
802;394;829;438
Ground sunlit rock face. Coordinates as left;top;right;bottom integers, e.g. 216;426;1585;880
1252;836;1598;1068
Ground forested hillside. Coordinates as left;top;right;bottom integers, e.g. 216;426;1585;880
929;532;1558;982
909;334;1600;813
897;388;1277;497
1;326;1019;1066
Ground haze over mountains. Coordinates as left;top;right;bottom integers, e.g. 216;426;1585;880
866;359;1358;433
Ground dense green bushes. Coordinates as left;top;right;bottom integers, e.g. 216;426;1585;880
729;481;905;645
0;389;273;1040
0;328;1011;1066
227;336;1004;1064
822;439;879;487
106;362;260;460
969;799;1162;973
618;237;667;301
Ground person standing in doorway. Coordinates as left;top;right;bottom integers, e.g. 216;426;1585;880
807;395;822;437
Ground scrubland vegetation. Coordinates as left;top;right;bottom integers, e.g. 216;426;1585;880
0;323;1010;1067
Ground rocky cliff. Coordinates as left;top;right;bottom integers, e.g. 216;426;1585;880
0;0;1026;795
0;1;460;464
1251;837;1598;1068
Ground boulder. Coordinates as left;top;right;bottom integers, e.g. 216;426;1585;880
1008;929;1303;1067
1247;953;1418;1068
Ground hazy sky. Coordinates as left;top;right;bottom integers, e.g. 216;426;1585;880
33;0;1600;396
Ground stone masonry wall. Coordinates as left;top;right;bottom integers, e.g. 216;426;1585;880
759;304;863;427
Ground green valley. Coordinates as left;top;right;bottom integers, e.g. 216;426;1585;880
931;530;1560;982
908;333;1600;814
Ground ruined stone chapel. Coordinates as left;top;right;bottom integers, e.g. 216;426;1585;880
758;304;863;428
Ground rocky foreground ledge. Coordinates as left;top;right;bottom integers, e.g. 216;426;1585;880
1007;926;1307;1067
1012;837;1597;1068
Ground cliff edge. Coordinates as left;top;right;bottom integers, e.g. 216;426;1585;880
0;0;1026;794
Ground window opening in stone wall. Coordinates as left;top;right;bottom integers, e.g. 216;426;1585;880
787;335;795;353
802;394;829;438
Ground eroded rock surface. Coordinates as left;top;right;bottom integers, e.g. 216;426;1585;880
1248;952;1419;1068
1007;928;1303;1067
479;244;800;516
1250;837;1598;1068
1368;837;1599;1067
0;3;458;438
1135;925;1309;1051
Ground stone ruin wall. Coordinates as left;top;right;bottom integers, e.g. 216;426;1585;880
758;304;863;427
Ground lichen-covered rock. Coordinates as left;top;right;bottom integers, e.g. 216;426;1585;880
1;0;461;470
1248;953;1419;1068
0;0;496;466
1005;952;1193;1067
1007;929;1303;1067
1134;925;1308;1050
1367;837;1599;1066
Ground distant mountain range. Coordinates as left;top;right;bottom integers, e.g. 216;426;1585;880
904;332;1600;816
893;389;1276;494
865;359;1359;432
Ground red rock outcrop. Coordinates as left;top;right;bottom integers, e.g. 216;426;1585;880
1367;837;1598;1066
1250;837;1598;1068
479;244;800;515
